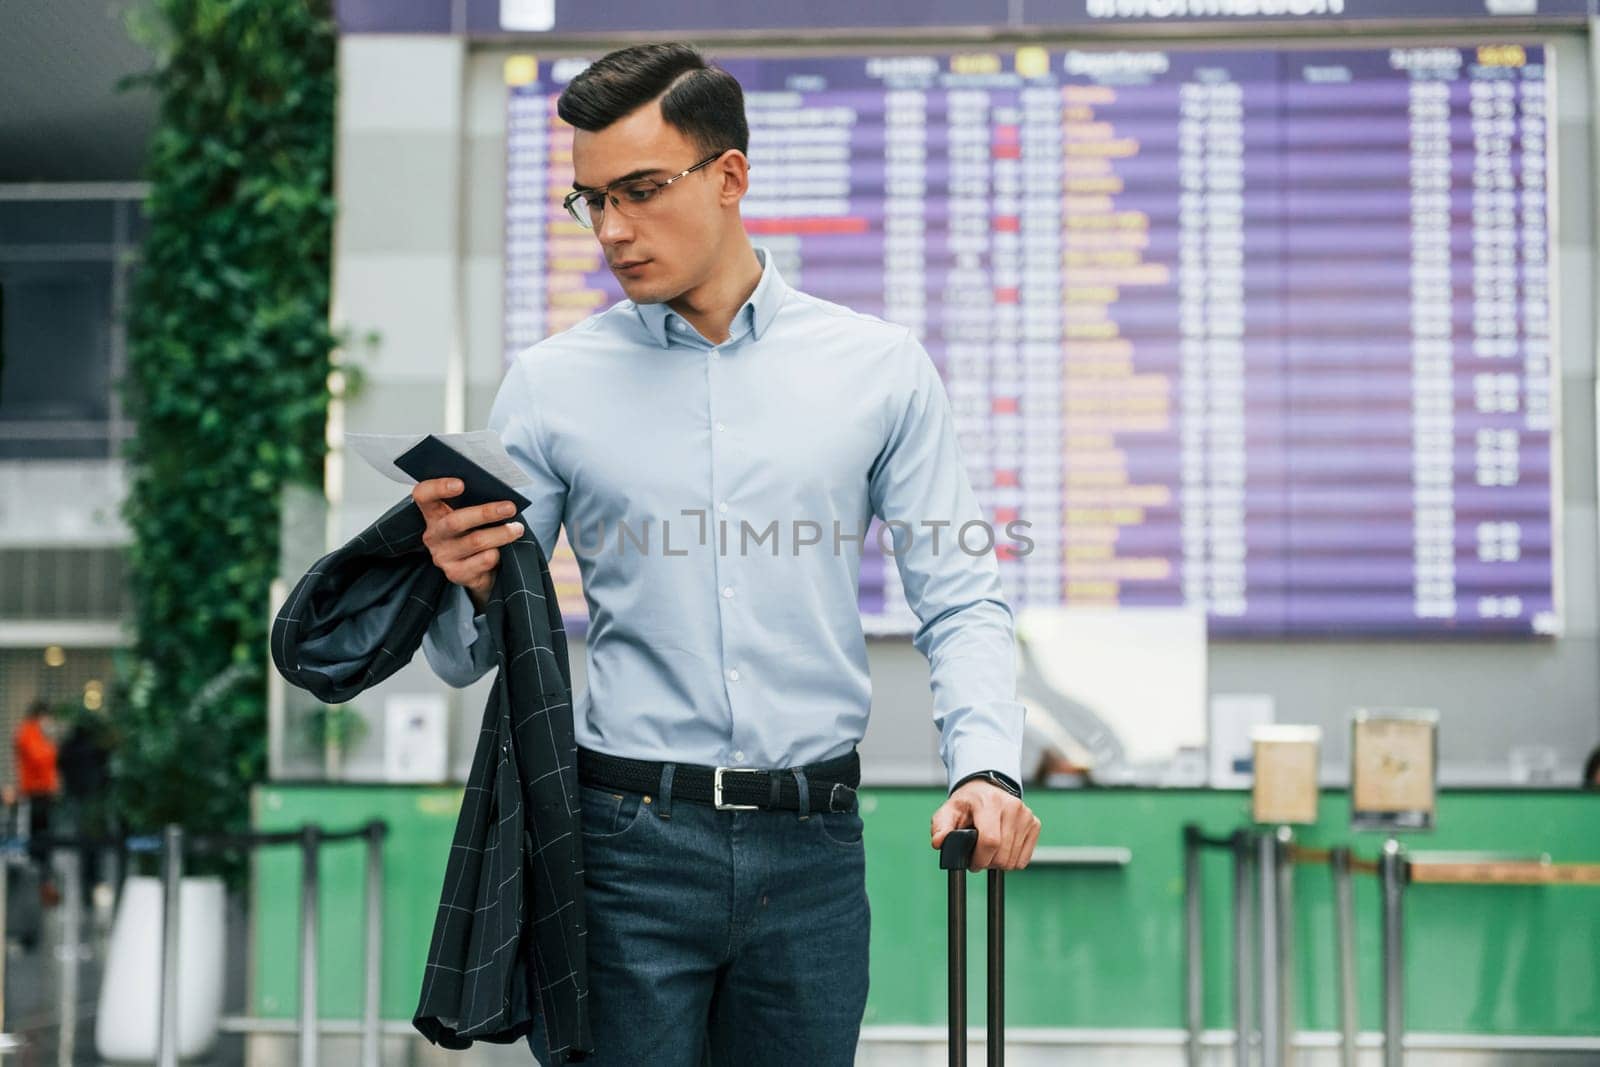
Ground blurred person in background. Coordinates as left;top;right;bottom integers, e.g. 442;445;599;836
58;706;114;902
12;698;62;906
1583;744;1600;790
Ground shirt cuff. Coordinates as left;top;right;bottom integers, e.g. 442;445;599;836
943;732;1024;797
421;583;496;686
450;583;491;650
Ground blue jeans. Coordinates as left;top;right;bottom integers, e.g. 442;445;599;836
527;766;871;1066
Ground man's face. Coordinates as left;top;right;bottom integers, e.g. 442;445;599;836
571;101;730;304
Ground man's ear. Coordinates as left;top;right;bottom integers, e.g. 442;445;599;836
717;150;750;206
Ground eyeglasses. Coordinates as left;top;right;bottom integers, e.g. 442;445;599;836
562;150;730;230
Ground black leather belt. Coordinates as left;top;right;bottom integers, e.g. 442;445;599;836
577;746;860;814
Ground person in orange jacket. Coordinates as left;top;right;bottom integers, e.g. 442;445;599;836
12;698;61;905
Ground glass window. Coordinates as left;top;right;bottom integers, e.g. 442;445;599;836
0;200;115;246
0;259;117;459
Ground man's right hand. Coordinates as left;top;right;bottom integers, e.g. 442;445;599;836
413;478;525;614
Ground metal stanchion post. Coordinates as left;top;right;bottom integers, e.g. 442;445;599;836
987;868;1004;1067
1231;831;1254;1067
1380;839;1406;1067
1331;848;1358;1067
1275;826;1294;1067
93;834;117;938
1183;826;1204;1067
361;821;386;1067
58;845;84;955
300;824;322;1067
157;824;184;1067
1257;830;1281;1067
57;846;84;1065
111;831;127;926
0;840;21;1053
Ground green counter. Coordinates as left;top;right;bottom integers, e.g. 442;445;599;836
251;785;1600;1035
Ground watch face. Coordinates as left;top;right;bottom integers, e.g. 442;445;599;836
985;772;1019;796
959;771;1018;797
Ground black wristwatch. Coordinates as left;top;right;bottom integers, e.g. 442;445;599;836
950;769;1023;799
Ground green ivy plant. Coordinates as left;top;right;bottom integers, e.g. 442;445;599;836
111;0;338;875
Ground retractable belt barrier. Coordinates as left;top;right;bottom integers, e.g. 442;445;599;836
0;820;388;1067
1184;824;1600;1067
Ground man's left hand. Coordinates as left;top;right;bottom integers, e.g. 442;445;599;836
930;778;1041;870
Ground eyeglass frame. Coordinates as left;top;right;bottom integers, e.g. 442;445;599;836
562;149;735;229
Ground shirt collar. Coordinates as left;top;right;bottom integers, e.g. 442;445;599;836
635;244;786;349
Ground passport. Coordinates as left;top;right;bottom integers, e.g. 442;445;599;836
392;434;532;518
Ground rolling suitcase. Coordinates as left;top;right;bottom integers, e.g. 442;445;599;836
940;827;1004;1067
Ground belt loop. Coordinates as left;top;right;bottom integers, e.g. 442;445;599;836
767;773;782;810
657;763;675;820
792;769;810;821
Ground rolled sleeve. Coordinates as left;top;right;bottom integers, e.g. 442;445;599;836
868;330;1026;794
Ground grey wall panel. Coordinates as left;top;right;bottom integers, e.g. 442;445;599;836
464;135;508;259
464;254;506;389
336;134;463;255
1208;635;1600;783
338;36;465;132
332;252;459;382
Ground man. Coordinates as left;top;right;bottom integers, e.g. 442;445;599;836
417;42;1039;1066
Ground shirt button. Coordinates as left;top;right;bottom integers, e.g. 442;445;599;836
717;502;728;514
722;586;734;599
672;320;687;332
727;668;740;682
734;751;746;762
715;421;726;432
711;351;722;360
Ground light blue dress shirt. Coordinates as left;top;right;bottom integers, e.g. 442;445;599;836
423;245;1025;792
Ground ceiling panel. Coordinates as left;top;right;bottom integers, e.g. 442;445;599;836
0;1;160;182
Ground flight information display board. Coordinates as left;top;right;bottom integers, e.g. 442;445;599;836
503;43;1559;637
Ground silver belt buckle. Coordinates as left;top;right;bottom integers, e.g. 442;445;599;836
713;766;761;810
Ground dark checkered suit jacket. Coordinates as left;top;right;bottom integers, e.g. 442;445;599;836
270;497;593;1062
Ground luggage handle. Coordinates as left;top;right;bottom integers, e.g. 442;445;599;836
940;827;1004;1067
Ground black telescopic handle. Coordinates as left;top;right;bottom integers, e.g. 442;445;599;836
941;826;979;871
940;829;1006;1067
944;829;976;1067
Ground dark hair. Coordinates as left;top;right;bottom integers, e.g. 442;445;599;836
557;42;748;157
1585;745;1600;790
24;698;49;718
